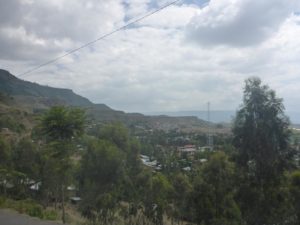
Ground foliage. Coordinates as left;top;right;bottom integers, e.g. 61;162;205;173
79;139;124;225
0;114;25;133
0;136;12;197
41;106;85;141
170;173;192;222
39;106;85;224
42;209;58;220
98;122;129;150
233;77;295;225
233;77;294;183
141;173;173;225
80;139;124;193
0;198;58;220
2;78;300;225
12;138;40;180
0;136;11;167
190;152;241;225
290;171;300;224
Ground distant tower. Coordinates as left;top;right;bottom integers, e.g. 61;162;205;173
207;102;213;149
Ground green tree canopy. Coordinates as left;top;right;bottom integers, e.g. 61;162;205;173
233;77;294;184
0;136;11;168
41;106;85;141
98;123;129;151
79;139;124;225
233;77;295;225
39;106;85;223
191;152;241;225
290;171;300;224
12;138;40;180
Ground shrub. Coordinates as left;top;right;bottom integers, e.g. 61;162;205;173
1;198;44;219
4;198;18;210
65;212;72;223
0;197;6;207
43;210;58;220
25;203;43;218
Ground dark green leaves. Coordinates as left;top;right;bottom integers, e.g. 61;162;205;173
40;106;85;141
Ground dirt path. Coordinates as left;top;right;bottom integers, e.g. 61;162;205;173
0;209;64;225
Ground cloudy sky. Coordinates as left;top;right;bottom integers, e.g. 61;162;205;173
0;0;300;113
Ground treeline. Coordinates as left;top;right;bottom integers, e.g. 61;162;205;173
0;77;300;225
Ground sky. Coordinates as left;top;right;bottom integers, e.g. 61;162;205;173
0;0;300;113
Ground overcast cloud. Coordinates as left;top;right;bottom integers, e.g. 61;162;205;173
187;0;298;46
0;0;300;113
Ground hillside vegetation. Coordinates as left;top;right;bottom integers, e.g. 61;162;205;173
0;76;300;225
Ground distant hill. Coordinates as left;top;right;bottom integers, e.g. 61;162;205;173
0;69;214;133
0;69;94;107
146;111;235;123
146;110;300;124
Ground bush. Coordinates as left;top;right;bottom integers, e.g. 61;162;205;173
25;203;43;218
16;201;25;213
43;210;58;220
4;198;18;210
11;199;42;218
0;196;6;207
0;198;44;219
65;212;72;223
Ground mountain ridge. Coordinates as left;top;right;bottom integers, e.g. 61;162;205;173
0;69;95;107
0;69;212;132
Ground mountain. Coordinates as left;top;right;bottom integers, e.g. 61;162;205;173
146;110;300;124
0;69;94;107
0;69;213;133
146;110;235;123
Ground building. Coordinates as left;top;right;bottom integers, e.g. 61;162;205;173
140;154;161;170
177;145;197;158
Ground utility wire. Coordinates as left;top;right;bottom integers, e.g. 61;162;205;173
18;0;181;77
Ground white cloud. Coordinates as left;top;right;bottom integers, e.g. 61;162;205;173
124;0;152;19
23;0;125;42
186;0;298;46
1;0;300;115
0;0;125;61
139;4;200;28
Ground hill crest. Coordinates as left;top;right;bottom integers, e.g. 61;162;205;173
0;69;95;107
0;69;213;132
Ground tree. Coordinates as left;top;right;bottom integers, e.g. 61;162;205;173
12;138;39;181
40;106;85;223
233;77;295;225
290;171;300;224
79;123;147;225
126;138;142;176
41;106;85;141
99;123;141;175
10;138;41;198
143;173;173;225
190;152;241;225
171;173;192;224
0;136;10;168
0;136;11;196
79;139;124;225
98;123;129;151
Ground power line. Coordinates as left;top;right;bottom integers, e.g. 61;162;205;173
18;0;181;77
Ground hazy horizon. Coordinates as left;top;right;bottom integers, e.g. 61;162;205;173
142;110;300;124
